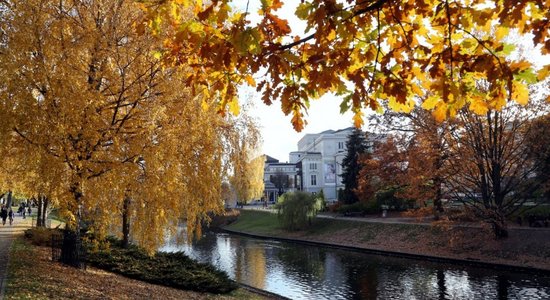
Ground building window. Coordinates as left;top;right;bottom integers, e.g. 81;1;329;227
338;141;344;149
311;174;317;186
310;163;317;170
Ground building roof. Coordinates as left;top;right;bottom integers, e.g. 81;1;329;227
264;155;279;163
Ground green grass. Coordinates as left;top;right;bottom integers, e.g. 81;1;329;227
226;210;426;244
225;210;284;235
47;208;66;223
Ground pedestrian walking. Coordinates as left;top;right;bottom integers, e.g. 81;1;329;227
0;205;7;225
8;209;13;225
27;206;31;216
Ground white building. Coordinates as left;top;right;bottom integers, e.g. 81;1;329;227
290;128;354;201
264;127;384;203
263;155;299;202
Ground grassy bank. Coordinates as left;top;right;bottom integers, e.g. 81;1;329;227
225;210;550;271
6;234;270;300
225;210;429;243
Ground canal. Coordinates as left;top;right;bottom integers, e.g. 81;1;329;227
160;230;550;299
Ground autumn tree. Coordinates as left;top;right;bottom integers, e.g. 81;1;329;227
370;108;455;214
524;114;550;202
226;110;264;204
446;102;546;238
341;129;368;204
0;0;256;256
270;170;291;196
356;136;407;204
142;0;548;130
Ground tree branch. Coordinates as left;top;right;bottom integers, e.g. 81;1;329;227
279;0;389;51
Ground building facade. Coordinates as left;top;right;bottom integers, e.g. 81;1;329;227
264;128;384;203
290;128;354;201
263;155;299;202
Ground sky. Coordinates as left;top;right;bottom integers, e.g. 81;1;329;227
234;1;550;162
248;92;357;163
233;1;359;162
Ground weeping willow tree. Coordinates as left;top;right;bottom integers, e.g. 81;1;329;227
226;110;264;204
0;0;258;256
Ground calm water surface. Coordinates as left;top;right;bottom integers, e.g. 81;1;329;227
160;231;550;300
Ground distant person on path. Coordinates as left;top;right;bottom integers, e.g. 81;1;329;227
0;205;7;225
8;208;13;225
27;206;31;216
22;207;26;219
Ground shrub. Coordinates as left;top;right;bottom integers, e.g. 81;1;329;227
327;202;342;213
86;239;237;294
446;207;477;222
375;186;414;211
24;227;61;246
337;201;379;216
208;208;241;228
275;191;323;230
402;206;435;221
516;205;550;219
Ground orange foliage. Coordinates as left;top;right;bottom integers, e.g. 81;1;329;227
144;0;548;130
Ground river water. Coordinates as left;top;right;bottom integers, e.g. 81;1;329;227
160;230;550;300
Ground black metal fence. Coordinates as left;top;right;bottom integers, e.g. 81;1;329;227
51;230;86;269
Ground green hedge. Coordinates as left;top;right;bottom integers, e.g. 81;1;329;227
337;201;379;215
86;239;237;294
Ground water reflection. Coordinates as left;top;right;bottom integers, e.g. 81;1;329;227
161;231;550;300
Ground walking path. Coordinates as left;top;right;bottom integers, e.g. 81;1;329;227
0;213;33;300
241;205;550;231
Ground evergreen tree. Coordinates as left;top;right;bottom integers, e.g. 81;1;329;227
341;129;368;204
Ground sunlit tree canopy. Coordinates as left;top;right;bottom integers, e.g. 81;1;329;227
142;0;549;131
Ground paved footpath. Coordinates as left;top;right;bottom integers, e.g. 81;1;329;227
0;214;33;300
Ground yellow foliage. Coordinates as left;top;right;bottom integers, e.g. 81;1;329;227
141;0;549;130
512;81;529;106
469;97;490;115
0;0;259;252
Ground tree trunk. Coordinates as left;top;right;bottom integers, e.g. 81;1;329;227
433;175;444;220
42;197;49;227
60;183;84;268
492;213;509;239
6;191;12;209
36;196;43;227
122;197;131;248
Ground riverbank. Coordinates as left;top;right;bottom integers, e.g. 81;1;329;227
223;210;550;272
5;228;273;299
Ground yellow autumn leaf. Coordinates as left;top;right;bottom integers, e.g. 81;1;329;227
433;102;447;122
387;96;414;113
244;74;256;87
411;84;424;97
422;95;439;110
512;81;529;105
537;65;549;81
327;29;336;41
469;97;489;115
353;111;364;128
495;27;509;40
228;97;240;115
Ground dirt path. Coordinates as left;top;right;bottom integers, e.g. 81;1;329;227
0;213;33;300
